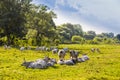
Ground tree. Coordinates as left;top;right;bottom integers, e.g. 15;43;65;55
83;31;96;40
87;31;96;36
116;34;120;41
101;32;114;38
57;23;83;43
83;34;95;40
0;0;32;45
108;32;114;38
25;4;57;46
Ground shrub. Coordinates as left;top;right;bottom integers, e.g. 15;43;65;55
71;35;83;44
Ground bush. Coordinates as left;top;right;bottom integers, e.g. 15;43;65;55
54;39;60;46
93;37;103;43
71;35;83;44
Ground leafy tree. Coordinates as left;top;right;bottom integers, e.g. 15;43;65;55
0;0;32;45
116;34;120;41
57;23;83;43
87;31;96;36
83;34;95;40
108;32;114;38
96;34;104;38
101;32;114;38
25;4;57;46
83;31;96;40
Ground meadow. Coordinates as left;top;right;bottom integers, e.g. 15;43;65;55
0;44;120;80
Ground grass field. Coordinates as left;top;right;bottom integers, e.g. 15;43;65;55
0;44;120;80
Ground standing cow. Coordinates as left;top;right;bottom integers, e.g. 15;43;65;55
70;50;79;61
58;50;66;60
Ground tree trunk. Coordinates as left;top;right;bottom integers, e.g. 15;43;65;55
7;35;11;45
36;32;41;46
11;36;15;45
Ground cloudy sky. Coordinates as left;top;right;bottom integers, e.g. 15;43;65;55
32;0;120;34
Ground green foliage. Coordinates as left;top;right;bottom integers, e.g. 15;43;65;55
26;29;37;39
0;1;57;46
54;39;60;46
0;0;32;45
86;40;98;44
25;4;57;46
83;34;95;40
101;32;114;38
71;35;83;44
116;34;120;41
27;38;33;46
83;31;96;40
41;37;50;46
57;23;83;43
87;31;96;36
93;37;103;43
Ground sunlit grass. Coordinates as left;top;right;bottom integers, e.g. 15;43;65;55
0;44;120;80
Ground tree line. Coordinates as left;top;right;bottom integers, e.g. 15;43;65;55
0;0;120;46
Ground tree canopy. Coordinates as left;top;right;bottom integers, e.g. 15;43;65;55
0;0;32;45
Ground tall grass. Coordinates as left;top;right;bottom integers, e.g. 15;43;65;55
0;44;120;80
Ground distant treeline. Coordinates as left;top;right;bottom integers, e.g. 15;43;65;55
0;0;120;46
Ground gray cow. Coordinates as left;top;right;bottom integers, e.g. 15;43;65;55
58;50;66;60
70;50;79;62
21;57;50;69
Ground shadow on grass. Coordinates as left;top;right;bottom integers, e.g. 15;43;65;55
50;65;59;69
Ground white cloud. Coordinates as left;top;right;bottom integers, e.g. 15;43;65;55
55;0;65;5
53;10;107;34
53;0;120;34
56;0;120;21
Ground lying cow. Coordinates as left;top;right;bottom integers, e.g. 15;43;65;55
21;57;50;69
21;58;34;68
21;57;57;69
57;59;76;65
64;59;76;65
47;58;57;67
81;54;89;61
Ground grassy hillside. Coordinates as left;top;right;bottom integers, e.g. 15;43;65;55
0;44;120;80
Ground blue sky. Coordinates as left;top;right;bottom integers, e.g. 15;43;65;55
32;0;120;34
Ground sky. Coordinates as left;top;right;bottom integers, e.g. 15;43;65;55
32;0;120;34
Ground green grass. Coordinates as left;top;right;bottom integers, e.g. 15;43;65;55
0;44;120;80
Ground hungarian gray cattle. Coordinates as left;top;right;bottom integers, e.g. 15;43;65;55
64;59;76;65
58;50;66;60
21;57;50;69
70;50;79;61
81;54;89;61
21;57;57;69
52;48;59;54
47;58;57;67
63;48;69;52
57;60;65;65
